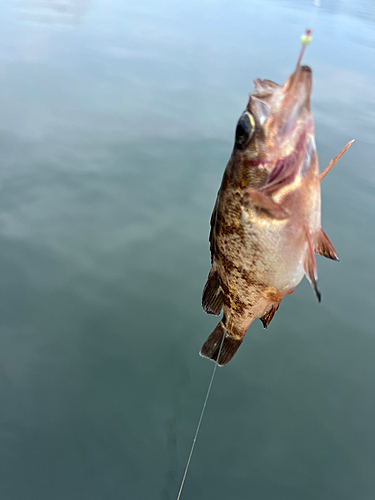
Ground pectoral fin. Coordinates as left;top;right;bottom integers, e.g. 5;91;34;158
260;303;280;328
319;140;354;181
303;230;321;302
248;188;289;220
314;228;339;261
202;269;223;315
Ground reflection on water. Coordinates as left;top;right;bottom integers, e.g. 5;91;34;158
19;0;92;25
0;1;375;499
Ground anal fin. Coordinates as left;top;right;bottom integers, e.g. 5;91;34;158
303;229;321;302
248;188;289;220
260;303;280;328
314;228;339;261
202;269;223;315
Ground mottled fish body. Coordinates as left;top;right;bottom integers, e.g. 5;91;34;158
201;34;353;365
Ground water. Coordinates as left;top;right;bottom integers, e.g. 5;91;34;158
0;1;374;499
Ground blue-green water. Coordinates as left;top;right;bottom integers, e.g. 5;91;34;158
0;1;374;499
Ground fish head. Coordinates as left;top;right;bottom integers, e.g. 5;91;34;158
234;64;315;175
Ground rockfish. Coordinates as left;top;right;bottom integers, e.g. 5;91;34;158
200;31;353;365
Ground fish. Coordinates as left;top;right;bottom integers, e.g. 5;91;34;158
200;30;353;366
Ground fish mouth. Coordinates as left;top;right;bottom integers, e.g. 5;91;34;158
275;64;313;139
285;65;312;107
250;65;312;134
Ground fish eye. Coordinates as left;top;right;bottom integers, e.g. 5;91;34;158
235;112;256;149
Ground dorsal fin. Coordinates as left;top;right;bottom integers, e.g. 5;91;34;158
208;195;219;263
303;229;321;302
314;228;339;261
202;269;223;315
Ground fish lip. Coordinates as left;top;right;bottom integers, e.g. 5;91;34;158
299;65;312;74
249;65;312;126
286;64;312;96
247;64;313;157
275;64;313;138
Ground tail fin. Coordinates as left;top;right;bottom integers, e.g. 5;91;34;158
200;321;243;366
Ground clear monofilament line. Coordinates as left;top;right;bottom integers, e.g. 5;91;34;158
176;261;245;500
175;355;218;500
176;25;316;500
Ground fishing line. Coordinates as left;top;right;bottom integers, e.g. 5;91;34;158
176;23;321;499
309;0;321;34
175;346;219;500
176;239;245;500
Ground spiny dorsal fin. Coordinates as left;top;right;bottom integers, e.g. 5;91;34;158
248;188;289;220
319;140;354;181
314;228;339;261
303;229;321;302
260;303;280;328
209;195;219;263
202;269;223;315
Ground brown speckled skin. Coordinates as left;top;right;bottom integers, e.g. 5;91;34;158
204;65;321;349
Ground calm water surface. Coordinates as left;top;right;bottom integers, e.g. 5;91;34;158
0;1;374;499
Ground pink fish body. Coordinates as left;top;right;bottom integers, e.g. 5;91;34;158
201;37;352;365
